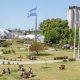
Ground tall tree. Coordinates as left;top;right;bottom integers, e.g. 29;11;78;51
39;18;69;45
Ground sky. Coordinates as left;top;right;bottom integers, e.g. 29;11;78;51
0;0;80;30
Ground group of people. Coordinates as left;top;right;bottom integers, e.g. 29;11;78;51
18;65;33;78
2;68;11;74
1;65;33;79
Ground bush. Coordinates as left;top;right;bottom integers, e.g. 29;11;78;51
2;61;4;64
14;58;16;61
54;56;68;60
2;41;12;47
7;58;8;60
1;49;15;54
68;58;76;61
10;58;12;61
3;57;5;60
63;59;67;62
8;62;10;65
11;49;15;53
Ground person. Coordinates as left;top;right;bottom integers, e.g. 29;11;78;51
7;68;11;74
2;69;6;74
29;67;32;73
18;65;23;71
28;67;33;77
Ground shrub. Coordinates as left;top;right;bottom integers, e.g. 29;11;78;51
8;62;10;65
7;58;8;60
11;49;15;53
10;58;12;61
1;49;15;54
63;59;67;62
3;57;5;60
54;56;68;60
68;58;76;61
14;58;16;61
2;61;4;64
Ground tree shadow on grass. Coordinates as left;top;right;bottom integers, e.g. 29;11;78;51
41;66;50;69
34;53;52;56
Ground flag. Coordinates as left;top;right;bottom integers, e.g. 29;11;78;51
29;7;37;12
28;7;37;17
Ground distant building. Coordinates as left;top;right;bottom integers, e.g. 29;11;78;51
24;34;44;43
67;6;80;28
0;29;12;39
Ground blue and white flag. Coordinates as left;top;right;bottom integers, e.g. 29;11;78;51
28;7;37;17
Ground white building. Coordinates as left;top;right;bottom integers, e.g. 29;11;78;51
24;34;44;43
67;6;80;28
0;29;12;39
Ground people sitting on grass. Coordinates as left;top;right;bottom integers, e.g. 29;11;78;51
2;69;6;74
20;67;33;78
7;68;11;74
2;68;11;74
18;65;25;72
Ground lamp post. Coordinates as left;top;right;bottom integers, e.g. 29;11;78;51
75;21;80;59
78;25;80;59
73;22;77;59
28;44;30;56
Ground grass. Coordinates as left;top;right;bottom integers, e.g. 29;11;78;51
0;61;80;80
0;48;74;61
35;49;73;60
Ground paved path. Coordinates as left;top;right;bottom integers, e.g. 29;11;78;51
0;60;63;65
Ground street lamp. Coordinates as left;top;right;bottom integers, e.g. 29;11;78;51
27;44;31;56
74;21;80;59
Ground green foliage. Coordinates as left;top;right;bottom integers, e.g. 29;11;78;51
2;41;12;47
1;49;15;54
11;49;15;53
39;18;69;45
39;18;80;46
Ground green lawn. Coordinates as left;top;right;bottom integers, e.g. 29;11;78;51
0;61;80;80
0;48;73;61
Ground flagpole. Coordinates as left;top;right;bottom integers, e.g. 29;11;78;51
28;6;37;42
35;9;37;42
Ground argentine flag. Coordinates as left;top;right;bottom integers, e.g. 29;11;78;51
28;7;37;17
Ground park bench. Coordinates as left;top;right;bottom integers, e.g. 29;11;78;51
59;65;65;70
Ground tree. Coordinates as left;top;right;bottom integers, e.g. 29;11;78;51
2;41;12;47
39;18;69;45
44;28;60;44
30;41;45;54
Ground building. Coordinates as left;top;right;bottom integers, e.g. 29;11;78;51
67;6;80;28
0;29;12;39
24;34;44;43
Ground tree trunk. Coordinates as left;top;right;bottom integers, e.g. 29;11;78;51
36;51;39;54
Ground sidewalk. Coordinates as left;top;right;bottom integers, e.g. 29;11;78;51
0;60;63;65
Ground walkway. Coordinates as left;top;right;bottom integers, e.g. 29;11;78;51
0;60;63;65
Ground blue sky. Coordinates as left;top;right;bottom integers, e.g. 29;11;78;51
0;0;79;30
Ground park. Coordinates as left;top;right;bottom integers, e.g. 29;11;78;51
0;0;80;80
0;41;79;80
